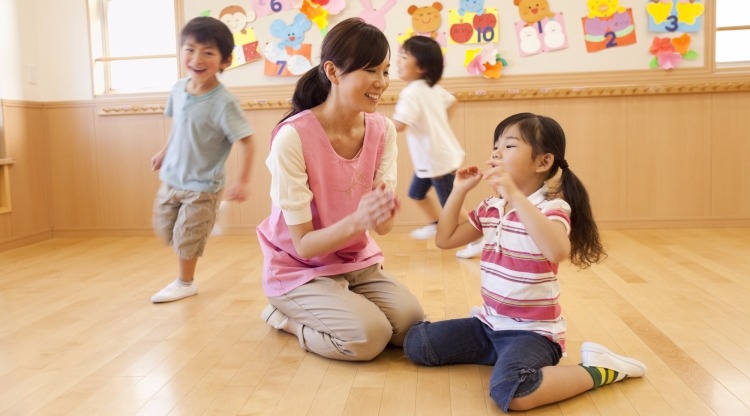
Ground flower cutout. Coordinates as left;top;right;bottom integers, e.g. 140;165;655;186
672;33;691;55
649;34;697;70
649;37;674;55
657;53;683;70
465;46;507;78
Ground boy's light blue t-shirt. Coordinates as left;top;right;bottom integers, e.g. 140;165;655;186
160;78;254;193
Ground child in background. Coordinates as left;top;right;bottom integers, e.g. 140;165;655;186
392;36;482;259
403;113;646;412
150;16;254;303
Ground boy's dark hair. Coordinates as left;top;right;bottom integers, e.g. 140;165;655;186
494;113;606;268
181;17;235;68
281;18;390;122
401;36;444;87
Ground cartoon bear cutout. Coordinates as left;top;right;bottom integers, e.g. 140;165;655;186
408;2;443;39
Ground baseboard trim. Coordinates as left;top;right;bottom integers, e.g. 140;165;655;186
0;231;53;252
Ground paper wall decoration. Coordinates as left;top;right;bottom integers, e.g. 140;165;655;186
219;5;262;69
264;42;313;76
407;2;444;40
358;0;397;32
647;0;704;33
458;0;486;16
464;44;507;78
269;14;312;51
252;0;295;18
514;14;569;57
513;0;568;56
648;33;697;70
582;8;636;53
515;0;555;25
318;0;346;15
300;0;328;32
448;8;498;45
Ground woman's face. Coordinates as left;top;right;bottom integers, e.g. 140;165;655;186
331;52;391;114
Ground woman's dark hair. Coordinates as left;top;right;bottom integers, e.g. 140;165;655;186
280;18;390;122
401;35;444;87
493;113;606;268
181;17;235;70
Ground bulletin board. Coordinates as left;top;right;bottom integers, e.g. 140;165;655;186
182;0;708;88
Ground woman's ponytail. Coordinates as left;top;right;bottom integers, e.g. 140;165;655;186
280;65;331;123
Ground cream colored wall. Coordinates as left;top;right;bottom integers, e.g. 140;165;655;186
0;1;40;101
2;83;749;250
0;0;91;102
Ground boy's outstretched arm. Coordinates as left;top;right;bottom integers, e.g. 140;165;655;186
224;135;254;202
435;166;483;249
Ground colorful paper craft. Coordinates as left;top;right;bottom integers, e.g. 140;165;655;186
219;5;262;69
448;8;499;45
464;44;507;79
648;33;698;70
407;3;444;40
252;0;294;18
300;0;330;32
582;8;636;53
647;0;703;33
264;42;312;76
269;14;312;51
358;0;397;32
514;13;569;57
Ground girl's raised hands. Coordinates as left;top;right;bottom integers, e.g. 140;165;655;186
484;159;521;202
453;166;483;192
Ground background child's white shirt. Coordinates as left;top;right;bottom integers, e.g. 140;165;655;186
392;79;464;178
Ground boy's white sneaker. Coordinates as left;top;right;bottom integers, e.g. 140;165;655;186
410;224;437;240
151;280;197;303
456;241;484;259
581;342;647;378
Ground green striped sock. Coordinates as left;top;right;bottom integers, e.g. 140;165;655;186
580;364;625;389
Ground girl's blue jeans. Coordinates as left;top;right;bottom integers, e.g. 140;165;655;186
403;318;563;413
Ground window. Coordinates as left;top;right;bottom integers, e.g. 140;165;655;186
88;0;181;95
716;0;750;65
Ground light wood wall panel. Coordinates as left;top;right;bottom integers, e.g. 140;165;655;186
2;87;750;246
626;94;712;222
1;103;51;246
93;113;166;231
46;106;99;230
711;92;750;220
226;108;279;230
543;98;630;222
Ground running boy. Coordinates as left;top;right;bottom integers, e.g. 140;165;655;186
150;16;254;303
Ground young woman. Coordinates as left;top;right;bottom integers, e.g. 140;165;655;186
256;18;424;361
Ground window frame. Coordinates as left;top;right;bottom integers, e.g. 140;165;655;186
87;0;185;96
714;0;750;71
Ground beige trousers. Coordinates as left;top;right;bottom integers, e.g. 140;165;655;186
266;264;424;361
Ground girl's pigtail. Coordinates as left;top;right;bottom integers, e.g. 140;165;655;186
558;167;606;268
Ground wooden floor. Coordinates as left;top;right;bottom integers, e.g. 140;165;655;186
1;228;750;415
